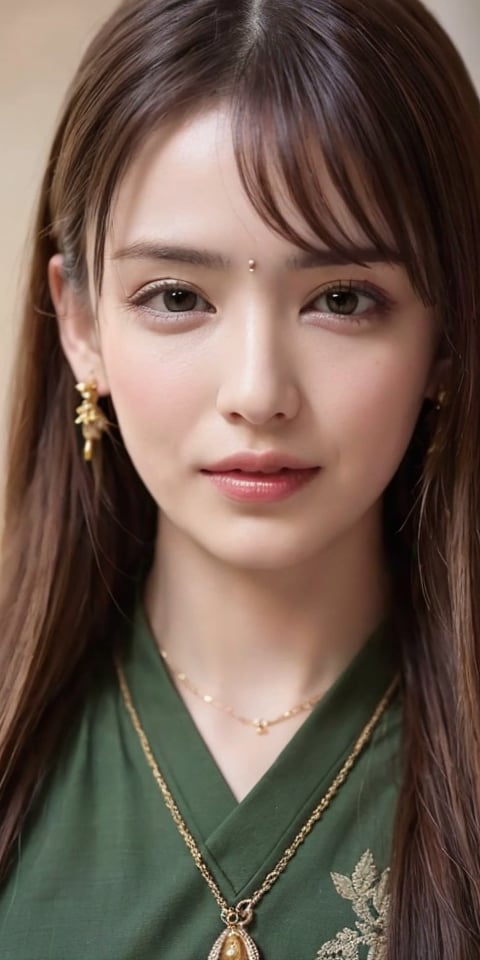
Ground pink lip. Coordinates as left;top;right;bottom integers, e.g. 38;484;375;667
201;452;321;503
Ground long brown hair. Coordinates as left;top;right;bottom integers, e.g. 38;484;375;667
2;0;480;954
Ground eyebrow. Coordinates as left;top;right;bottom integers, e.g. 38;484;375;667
110;240;401;269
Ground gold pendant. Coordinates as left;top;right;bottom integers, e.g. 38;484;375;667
253;719;268;735
208;926;261;959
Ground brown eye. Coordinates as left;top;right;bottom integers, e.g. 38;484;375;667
306;282;388;321
325;290;360;315
130;281;213;315
163;288;198;312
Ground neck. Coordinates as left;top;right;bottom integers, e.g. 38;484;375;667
144;506;390;717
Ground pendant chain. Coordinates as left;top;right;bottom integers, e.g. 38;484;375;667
115;653;399;925
159;646;324;735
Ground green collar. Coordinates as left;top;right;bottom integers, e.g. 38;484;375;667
121;602;399;898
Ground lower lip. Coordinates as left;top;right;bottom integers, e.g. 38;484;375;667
202;468;320;503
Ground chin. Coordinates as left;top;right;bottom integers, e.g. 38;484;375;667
201;531;324;573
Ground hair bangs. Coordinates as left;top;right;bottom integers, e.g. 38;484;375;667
230;13;441;307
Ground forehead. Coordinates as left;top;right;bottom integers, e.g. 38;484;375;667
103;106;386;265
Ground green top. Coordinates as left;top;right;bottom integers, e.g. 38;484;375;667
0;603;401;960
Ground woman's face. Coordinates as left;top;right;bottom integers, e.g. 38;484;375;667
56;107;441;571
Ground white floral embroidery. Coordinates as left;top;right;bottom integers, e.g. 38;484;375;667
315;850;390;960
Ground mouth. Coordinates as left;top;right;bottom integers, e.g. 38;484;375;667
202;467;309;475
203;452;319;474
200;466;321;503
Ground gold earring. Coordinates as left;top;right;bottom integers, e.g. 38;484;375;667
75;377;108;461
434;388;447;412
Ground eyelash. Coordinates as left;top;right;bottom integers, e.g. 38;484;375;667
306;280;392;325
128;279;214;321
126;278;393;327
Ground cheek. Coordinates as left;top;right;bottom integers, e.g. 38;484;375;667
100;330;208;458
325;350;429;481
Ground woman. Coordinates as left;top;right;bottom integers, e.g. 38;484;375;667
0;0;479;956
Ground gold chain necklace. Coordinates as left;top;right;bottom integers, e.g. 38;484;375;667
115;654;399;960
159;646;324;735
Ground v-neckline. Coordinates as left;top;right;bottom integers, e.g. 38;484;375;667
121;600;398;899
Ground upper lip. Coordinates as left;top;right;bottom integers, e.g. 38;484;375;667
203;452;318;473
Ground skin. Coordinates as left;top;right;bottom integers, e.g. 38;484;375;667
49;106;442;799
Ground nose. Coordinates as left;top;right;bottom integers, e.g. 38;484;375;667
215;308;301;426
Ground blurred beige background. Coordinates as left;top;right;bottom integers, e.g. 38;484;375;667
0;0;479;450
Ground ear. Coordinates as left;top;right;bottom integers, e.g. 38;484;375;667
424;355;450;403
48;254;109;395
